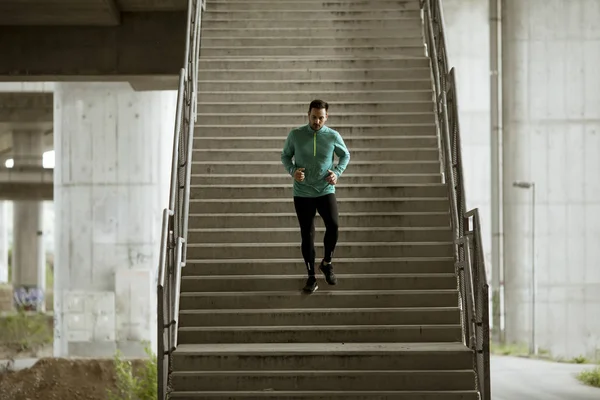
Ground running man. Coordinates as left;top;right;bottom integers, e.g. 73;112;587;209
281;99;351;293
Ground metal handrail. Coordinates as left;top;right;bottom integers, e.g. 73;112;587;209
156;0;205;398
421;1;491;398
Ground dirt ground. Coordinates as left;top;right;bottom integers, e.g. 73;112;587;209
0;358;116;400
0;357;147;400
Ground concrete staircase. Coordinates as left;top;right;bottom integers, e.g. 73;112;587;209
171;0;478;398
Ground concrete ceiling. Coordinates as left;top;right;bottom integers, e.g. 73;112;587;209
0;0;187;26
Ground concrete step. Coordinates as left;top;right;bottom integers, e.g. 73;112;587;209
201;18;422;30
206;0;421;11
187;226;452;243
179;307;460;327
185;242;453;259
192;161;441;175
170;391;478;399
180;273;457;292
183;257;455;276
191;174;442;185
177;324;463;344
196;101;434;114
198;68;430;81
202;37;423;48
172;342;473;371
201;46;424;57
193;124;436;137
187;212;450;229
179;289;459;310
171;369;474;392
196;113;434;125
203;10;421;21
190;184;447;199
193;135;437;149
193;148;439;162
197;80;430;91
198;57;430;69
197;90;433;102
201;27;424;39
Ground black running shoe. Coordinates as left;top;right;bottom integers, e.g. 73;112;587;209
302;276;318;293
319;262;337;285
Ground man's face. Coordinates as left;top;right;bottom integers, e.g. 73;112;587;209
308;108;328;131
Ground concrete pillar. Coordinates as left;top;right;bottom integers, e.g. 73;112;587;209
503;0;600;359
11;129;45;311
0;201;8;284
53;83;175;358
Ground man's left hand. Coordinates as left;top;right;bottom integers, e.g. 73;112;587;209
326;170;338;185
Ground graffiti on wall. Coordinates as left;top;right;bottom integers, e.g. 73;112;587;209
13;286;44;311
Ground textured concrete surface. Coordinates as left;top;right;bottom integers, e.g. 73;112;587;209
53;83;175;357
492;356;600;400
502;0;600;359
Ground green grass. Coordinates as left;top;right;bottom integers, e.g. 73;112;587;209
490;342;529;357
107;344;157;400
577;366;600;388
0;310;53;352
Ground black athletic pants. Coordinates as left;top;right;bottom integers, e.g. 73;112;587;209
293;193;339;276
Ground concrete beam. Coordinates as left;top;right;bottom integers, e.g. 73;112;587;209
0;93;53;124
0;12;186;86
0;0;122;26
100;0;122;25
0;167;53;201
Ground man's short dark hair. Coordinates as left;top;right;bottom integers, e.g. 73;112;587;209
308;99;329;113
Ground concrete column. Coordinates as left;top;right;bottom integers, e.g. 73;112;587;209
503;0;600;359
11;129;45;311
0;201;8;284
53;83;175;358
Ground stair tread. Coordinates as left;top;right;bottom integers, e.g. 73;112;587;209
191;183;444;187
191;174;441;177
189;212;449;217
172;369;473;376
196;134;434;138
188;226;450;231
185;257;453;263
181;289;457;296
187;241;451;247
174;342;470;355
194;149;437;153
180;307;459;314
196;123;433;127
179;324;461;331
170;390;478;397
197;101;433;104
181;273;455;280
199;79;428;83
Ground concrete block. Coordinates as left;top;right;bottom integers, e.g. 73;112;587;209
115;268;152;343
62;290;115;342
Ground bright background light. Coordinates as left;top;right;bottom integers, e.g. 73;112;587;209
4;150;55;169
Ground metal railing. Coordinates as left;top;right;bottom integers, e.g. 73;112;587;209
156;0;205;398
420;0;491;398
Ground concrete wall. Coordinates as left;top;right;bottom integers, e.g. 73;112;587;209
502;0;600;359
53;83;175;357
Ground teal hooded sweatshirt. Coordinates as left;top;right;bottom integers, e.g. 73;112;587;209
281;124;351;198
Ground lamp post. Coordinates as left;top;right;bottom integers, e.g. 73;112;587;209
512;181;536;355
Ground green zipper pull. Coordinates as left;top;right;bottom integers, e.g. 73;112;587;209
313;132;316;156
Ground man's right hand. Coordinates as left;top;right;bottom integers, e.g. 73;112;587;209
294;168;305;182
